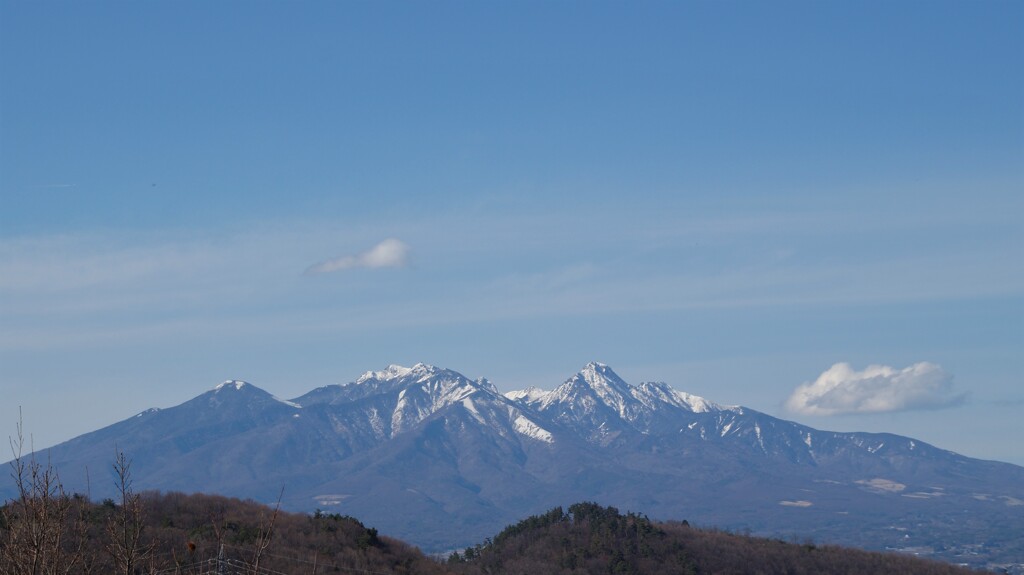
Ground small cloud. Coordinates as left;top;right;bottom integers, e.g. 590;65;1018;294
785;362;966;416
304;238;410;275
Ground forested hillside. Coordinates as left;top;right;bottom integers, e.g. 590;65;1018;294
447;502;974;575
3;490;982;575
0;489;446;574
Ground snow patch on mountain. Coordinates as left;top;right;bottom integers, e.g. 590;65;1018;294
358;363;421;383
275;397;302;409
505;386;547;403
135;408;161;418
513;415;554;443
211;379;302;409
634;382;719;413
461;398;486;424
215;380;249;391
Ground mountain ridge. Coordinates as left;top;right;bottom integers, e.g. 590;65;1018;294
3;362;1021;567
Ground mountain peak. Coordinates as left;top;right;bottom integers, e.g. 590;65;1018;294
576;362;632;396
192;379;295;410
208;379;295;405
505;386;547;403
357;363;437;383
214;380;251;391
533;362;638;422
635;381;721;413
475;377;498;394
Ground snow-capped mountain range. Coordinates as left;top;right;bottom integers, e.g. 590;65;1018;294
3;362;1022;566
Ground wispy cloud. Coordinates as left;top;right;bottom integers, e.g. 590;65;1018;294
31;183;78;189
304;238;410;275
1;206;1020;353
784;362;967;415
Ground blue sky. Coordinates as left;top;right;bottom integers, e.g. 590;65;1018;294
2;1;1022;465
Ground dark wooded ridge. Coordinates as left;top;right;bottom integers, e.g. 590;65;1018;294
447;502;975;575
2;493;980;575
1;490;447;574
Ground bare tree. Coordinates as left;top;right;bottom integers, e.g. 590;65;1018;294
246;488;283;575
104;450;153;575
0;411;88;575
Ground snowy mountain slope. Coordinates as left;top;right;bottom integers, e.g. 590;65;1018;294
3;362;1022;566
509;361;727;444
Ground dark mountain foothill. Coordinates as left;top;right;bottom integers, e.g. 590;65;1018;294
448;502;976;575
0;492;976;575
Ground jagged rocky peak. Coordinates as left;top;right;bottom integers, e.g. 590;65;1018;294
505;386;548;403
501;363;725;419
353;363;492;399
634;381;721;413
357;363;496;389
475;377;499;394
576;361;632;395
545;361;635;409
520;363;730;424
507;362;634;407
519;362;635;422
357;363;437;383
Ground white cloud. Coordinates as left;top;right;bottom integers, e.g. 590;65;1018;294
785;362;966;415
304;238;410;275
